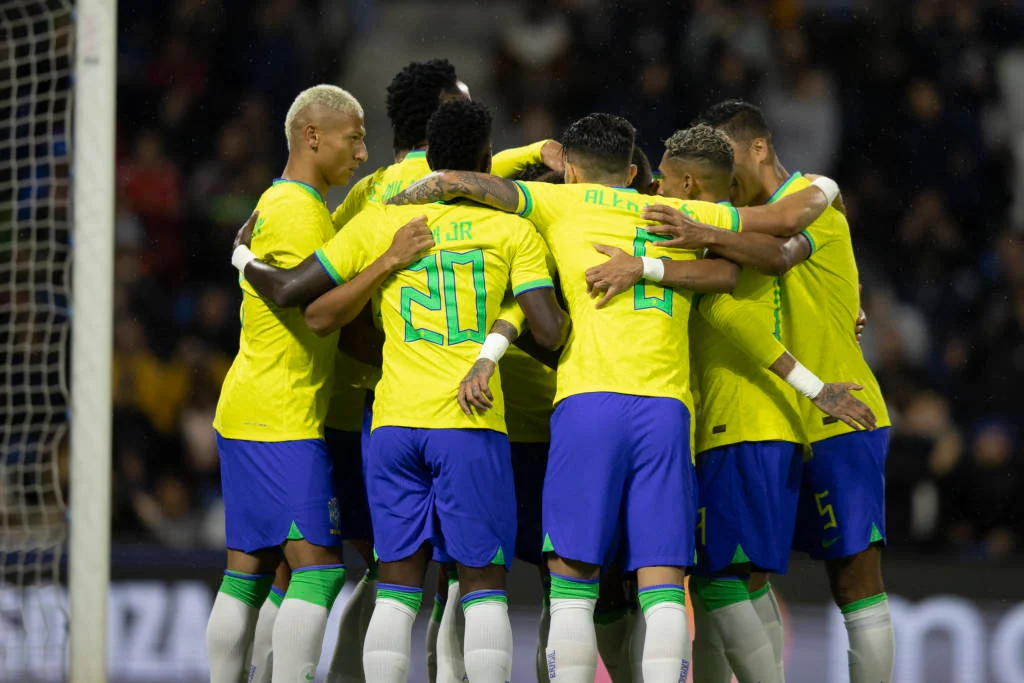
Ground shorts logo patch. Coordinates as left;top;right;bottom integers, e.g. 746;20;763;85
712;424;727;434
822;535;841;549
328;497;340;535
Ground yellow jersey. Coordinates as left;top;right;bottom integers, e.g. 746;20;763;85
213;179;338;441
513;181;738;407
316;201;554;433
775;173;891;442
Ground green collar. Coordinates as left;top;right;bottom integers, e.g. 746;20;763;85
272;177;325;204
766;171;802;204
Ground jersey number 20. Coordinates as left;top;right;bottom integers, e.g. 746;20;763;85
400;249;487;345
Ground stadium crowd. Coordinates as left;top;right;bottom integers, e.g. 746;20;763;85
107;0;1024;560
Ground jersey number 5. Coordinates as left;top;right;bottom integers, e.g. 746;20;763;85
400;249;487;345
633;228;672;316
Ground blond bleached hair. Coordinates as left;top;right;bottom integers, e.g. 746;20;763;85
284;84;364;150
664;124;734;172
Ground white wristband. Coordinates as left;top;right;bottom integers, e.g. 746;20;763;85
641;256;664;283
478;333;511;363
232;245;257;273
811;176;840;205
785;361;825;399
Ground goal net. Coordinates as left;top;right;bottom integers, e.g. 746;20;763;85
0;1;74;680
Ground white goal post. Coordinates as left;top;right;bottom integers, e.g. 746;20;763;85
69;0;116;681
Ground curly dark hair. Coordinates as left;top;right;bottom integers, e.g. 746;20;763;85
510;163;563;184
694;99;772;144
385;59;460;152
630;145;654;192
561;113;636;177
664;124;734;174
426;100;492;172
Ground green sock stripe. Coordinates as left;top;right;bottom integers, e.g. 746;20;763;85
378;584;423;613
268;585;285;608
446;568;459;586
461;590;508;612
691;577;750;612
549;573;600;601
593;607;629;624
637;585;686;614
841;592;888;614
430;596;444;622
748;583;771;601
285;566;347;610
219;573;274;609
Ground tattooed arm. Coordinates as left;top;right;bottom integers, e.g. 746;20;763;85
768;351;876;431
386;171;521;213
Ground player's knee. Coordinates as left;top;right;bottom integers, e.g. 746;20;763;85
826;546;884;607
547;555;600;581
457;562;506;594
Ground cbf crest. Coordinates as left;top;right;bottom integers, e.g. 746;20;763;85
328;496;340;535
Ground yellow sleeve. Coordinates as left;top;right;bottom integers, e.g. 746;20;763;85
314;207;385;284
253;194;329;268
800;209;840;258
697;293;786;368
688;200;741;233
512;180;567;240
495;292;527;334
491;140;550;178
331;170;382;232
508;218;555;296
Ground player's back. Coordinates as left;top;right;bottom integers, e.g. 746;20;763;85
214;179;338;441
514;181;738;406
776;173;891;442
318;200;553;434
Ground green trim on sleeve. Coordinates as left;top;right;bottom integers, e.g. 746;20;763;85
513;278;554;296
801;229;817;255
314;248;344;285
512;180;534;218
727;204;740;231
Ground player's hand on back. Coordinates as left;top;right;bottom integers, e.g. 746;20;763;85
384;215;434;270
812;382;877;431
233;210;259;251
585;244;642;308
642;204;713;250
458;358;497;416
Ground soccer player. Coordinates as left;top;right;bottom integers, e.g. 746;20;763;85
388;112;842;683
652;100;895;683
235;100;569;683
207;84;368;683
582;124;876;683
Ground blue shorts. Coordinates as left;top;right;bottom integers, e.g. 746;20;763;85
543;393;697;572
510;441;549;566
325;428;372;542
793;428;890;561
366;427;516;570
694;441;803;575
217;435;340;553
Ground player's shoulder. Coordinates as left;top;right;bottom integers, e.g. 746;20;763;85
257;179;330;228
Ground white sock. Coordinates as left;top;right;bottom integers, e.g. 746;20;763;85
437;580;466;683
642;601;691;683
707;601;778;683
691;596;733;683
327;575;377;683
546;597;598;682
206;591;260;683
248;593;281;683
751;587;786;681
363;597;417;683
844;596;894;683
628;607;646;682
535;601;550;683
595;611;632;681
462;595;513;683
426;595;443;683
272;597;331;681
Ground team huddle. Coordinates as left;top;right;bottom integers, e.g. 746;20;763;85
205;59;895;683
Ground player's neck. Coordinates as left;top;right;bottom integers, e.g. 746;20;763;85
756;157;790;205
395;143;428;163
280;156;328;200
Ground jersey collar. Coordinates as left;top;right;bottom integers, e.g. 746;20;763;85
272;177;325;204
766;171;802;204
